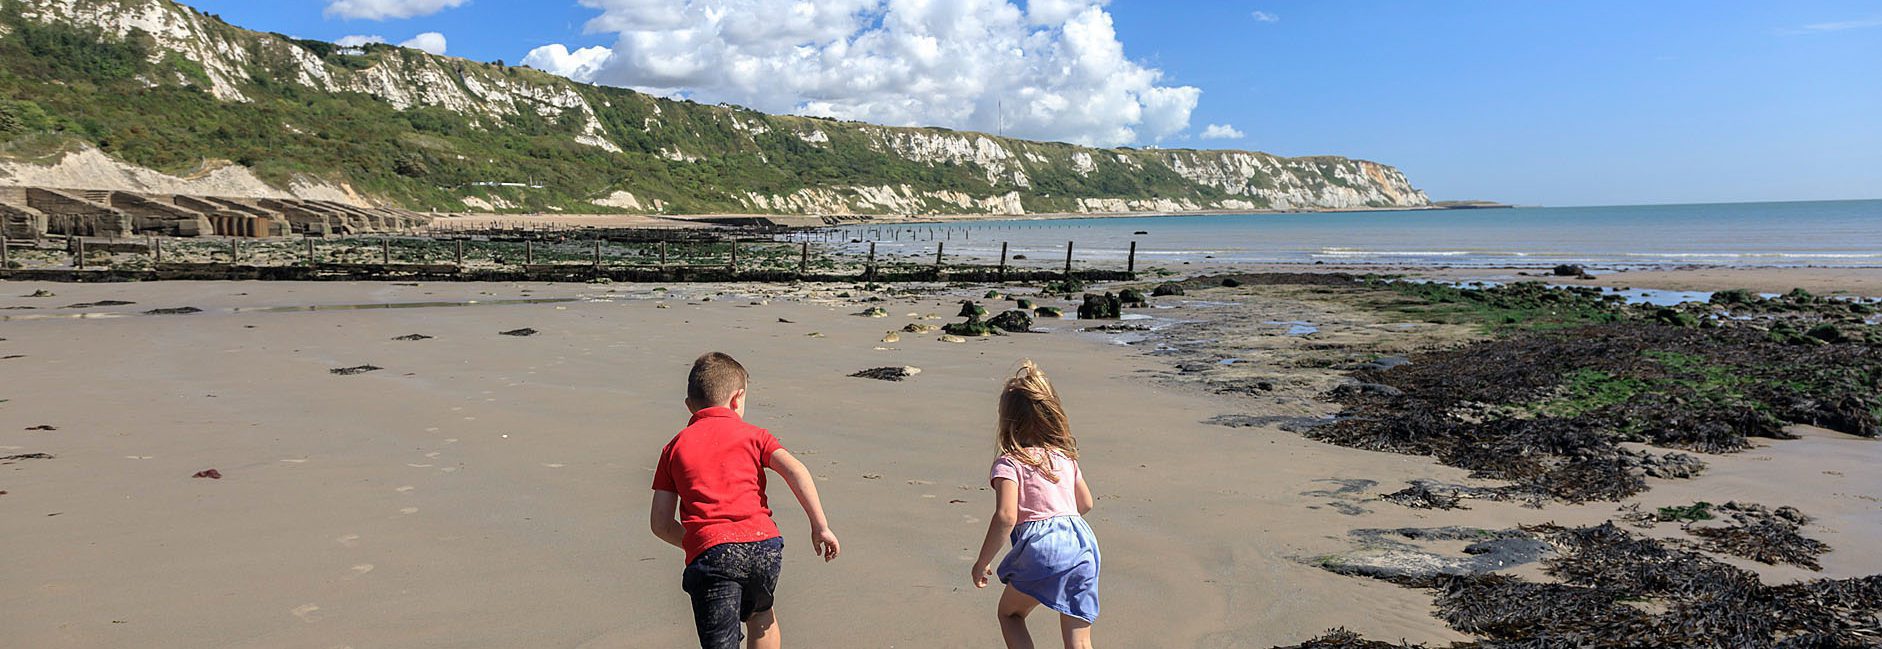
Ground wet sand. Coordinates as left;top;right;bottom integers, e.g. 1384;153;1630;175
1;279;1877;648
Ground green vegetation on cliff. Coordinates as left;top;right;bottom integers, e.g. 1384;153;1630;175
0;0;1428;214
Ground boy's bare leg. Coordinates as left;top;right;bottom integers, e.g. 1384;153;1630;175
1058;615;1092;649
997;585;1040;649
745;610;779;649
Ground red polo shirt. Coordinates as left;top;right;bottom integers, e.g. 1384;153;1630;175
652;407;785;564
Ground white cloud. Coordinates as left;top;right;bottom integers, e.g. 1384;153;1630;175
522;44;615;82
400;32;448;55
523;0;1202;147
335;34;386;47
1199;123;1244;140
324;0;468;21
1251;10;1278;23
1789;17;1882;33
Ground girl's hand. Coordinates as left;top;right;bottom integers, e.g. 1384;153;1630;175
971;562;993;588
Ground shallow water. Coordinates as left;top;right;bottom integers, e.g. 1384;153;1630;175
817;199;1882;268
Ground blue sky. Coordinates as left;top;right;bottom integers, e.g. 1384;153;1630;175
183;1;1882;206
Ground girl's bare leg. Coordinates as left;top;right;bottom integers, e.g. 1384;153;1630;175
1058;614;1092;649
997;585;1041;649
746;609;779;649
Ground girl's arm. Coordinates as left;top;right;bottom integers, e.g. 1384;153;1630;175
1074;471;1094;515
971;478;1021;588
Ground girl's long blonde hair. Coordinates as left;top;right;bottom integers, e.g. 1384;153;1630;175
997;359;1077;483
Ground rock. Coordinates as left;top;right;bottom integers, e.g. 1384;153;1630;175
902;323;940;334
64;300;135;308
330;365;383;375
1650;307;1699;328
1;452;54;462
1034;306;1063;318
956;300;987;318
939;335;966;343
1118;288;1148;308
1805;323;1849;343
984;290;1003;300
880;332;901;343
143;307;202;315
1152;282;1185;297
392;334;433;341
1077;293;1122;319
849;366;921;381
856;306;889;318
192;469;223;479
1016;298;1034;310
1133;230;1148;235
988;309;1034;333
499;328;539;336
1011;254;1027;260
1553;264;1586;277
1084;323;1150;333
24;289;55;298
1329;383;1405;398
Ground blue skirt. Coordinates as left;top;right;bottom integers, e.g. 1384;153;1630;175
998;515;1101;622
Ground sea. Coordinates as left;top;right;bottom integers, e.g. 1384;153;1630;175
811;199;1882;269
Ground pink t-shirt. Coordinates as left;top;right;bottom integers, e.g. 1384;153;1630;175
990;448;1082;523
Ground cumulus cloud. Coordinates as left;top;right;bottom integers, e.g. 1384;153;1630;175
522;0;1202;147
325;0;468;21
400;32;448;54
1199;123;1244;140
1250;10;1278;23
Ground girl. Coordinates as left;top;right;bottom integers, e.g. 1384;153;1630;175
971;360;1100;649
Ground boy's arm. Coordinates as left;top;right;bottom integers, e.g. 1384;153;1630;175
767;449;840;561
970;478;1021;588
650;490;684;549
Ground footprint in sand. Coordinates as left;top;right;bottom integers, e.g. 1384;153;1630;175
406;463;433;468
280;459;308;464
395;485;415;493
337;534;360;547
424;452;441;458
543;463;566;468
444;438;458;444
348;564;374;577
399;507;418;515
291;604;321;622
425;427;440;432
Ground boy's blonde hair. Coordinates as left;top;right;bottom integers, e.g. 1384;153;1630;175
687;352;748;406
996;359;1077;483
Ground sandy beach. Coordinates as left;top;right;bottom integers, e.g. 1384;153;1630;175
2;276;1877;648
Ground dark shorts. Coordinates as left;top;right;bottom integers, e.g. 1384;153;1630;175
681;537;784;649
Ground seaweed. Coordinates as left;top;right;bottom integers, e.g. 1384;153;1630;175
1686;502;1829;570
1312;322;1881;504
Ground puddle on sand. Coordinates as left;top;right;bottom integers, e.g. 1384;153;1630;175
1263;320;1320;336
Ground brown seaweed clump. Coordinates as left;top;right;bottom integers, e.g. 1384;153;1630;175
1686;501;1831;570
1286;522;1882;648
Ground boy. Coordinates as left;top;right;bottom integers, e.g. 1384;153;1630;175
651;352;840;649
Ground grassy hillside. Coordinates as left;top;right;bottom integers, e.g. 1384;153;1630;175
0;0;1426;214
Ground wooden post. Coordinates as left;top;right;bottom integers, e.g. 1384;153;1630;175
866;241;876;280
381;238;390;264
74;237;84;268
1064;240;1074;276
1;230;8;269
728;240;738;273
798;241;808;275
998;241;1008;281
659;240;668;267
593;239;603;269
525;239;534;265
455;239;464;267
935;242;945;270
1127;240;1137;274
305;237;314;266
